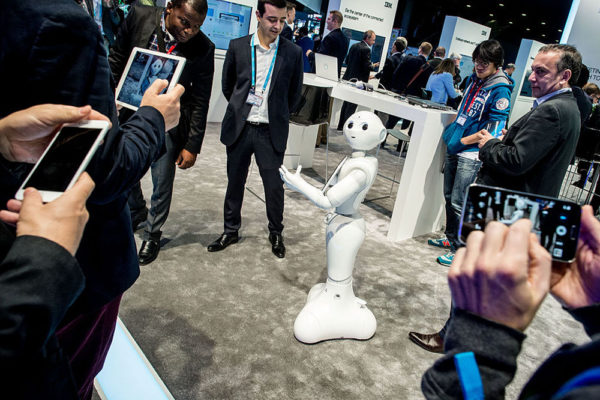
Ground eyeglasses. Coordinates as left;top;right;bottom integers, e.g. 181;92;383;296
474;60;490;68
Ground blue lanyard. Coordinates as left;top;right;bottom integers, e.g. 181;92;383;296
251;34;278;94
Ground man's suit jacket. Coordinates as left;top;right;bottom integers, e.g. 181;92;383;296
309;28;348;77
391;54;432;96
108;4;215;154
478;91;581;196
428;57;442;70
343;41;373;83
375;51;403;90
281;24;293;41
221;35;303;153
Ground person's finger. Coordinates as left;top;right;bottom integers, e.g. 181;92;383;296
280;165;290;175
19;187;43;216
580;205;600;253
0;210;19;225
478;221;509;271
167;83;185;100
448;247;468;309
176;154;183;166
85;108;111;124
528;233;551;303
296;165;302;175
147;79;169;95
6;199;22;213
500;219;532;273
461;229;485;277
60;172;95;208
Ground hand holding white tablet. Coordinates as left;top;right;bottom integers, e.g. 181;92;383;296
140;79;185;131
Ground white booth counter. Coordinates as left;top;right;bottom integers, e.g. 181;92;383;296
297;74;456;241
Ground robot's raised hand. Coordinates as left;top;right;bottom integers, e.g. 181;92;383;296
279;164;305;192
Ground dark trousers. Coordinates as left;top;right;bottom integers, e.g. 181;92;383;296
128;132;180;241
224;123;285;234
337;101;358;130
56;295;122;400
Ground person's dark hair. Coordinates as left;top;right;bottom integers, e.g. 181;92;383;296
363;30;375;41
434;46;446;58
329;10;343;25
434;58;456;75
539;44;582;85
285;1;295;11
257;0;286;15
394;38;406;53
298;26;309;37
583;82;600;96
170;0;208;16
575;64;589;87
472;39;504;69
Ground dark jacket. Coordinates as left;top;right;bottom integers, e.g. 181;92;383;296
281;24;293;41
109;4;215;154
0;0;166;314
375;51;404;90
343;40;373;83
422;305;600;399
478;91;581;197
391;54;433;95
0;228;83;400
221;35;303;153
309;28;348;77
428;57;442;70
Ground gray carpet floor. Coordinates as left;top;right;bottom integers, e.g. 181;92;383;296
115;123;588;399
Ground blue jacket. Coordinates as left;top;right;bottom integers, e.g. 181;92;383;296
443;70;514;154
426;72;458;104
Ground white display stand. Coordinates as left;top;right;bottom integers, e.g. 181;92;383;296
508;39;545;126
438;16;491;58
302;74;456;241
561;0;600;85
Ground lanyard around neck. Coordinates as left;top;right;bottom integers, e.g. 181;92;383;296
251;34;279;93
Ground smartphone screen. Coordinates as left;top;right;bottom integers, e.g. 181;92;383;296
459;184;581;262
22;126;104;192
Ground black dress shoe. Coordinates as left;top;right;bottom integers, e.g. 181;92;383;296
269;233;285;258
408;331;444;354
138;239;160;265
207;232;239;252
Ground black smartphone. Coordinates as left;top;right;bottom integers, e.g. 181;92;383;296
459;184;581;262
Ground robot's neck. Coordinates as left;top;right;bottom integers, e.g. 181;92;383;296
351;151;366;158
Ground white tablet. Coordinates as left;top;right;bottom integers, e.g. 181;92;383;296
115;47;186;111
15;120;110;202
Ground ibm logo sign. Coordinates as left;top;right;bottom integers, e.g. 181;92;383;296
385;1;392;8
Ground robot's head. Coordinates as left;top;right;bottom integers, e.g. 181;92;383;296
150;58;164;77
343;111;386;151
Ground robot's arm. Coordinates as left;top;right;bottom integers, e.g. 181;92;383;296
280;165;333;209
280;165;367;210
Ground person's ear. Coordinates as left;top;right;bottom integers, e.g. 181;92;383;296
561;69;572;85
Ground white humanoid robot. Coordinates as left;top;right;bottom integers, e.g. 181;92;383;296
279;111;386;343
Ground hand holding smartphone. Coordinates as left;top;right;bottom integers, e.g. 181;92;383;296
459;184;581;262
15;120;110;202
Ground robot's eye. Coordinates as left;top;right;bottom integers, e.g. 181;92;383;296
347;122;354;129
362;123;368;130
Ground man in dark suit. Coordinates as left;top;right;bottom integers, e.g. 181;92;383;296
477;44;582;197
109;0;215;265
385;41;433;130
0;1;183;397
207;0;303;258
306;10;348;78
428;46;445;70
374;37;407;90
280;1;295;41
337;30;380;130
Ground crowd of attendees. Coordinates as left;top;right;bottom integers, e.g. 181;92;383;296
0;0;599;399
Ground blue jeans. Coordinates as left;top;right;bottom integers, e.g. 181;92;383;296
443;153;482;251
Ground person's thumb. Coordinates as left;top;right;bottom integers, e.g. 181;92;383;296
20;187;44;214
146;79;169;95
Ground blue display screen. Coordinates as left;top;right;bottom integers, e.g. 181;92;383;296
201;0;252;50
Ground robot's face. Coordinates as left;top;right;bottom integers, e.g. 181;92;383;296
343;111;386;151
151;59;164;76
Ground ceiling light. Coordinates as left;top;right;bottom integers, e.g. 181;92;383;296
558;29;562;32
508;21;513;24
541;21;546;25
522;13;527;16
541;34;546;37
466;4;471;7
499;3;504;6
526;28;531;31
489;13;494;16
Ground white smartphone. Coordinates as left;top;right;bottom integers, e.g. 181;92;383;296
15;120;110;202
115;47;186;111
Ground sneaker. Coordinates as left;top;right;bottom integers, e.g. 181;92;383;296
437;252;454;266
428;238;451;248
